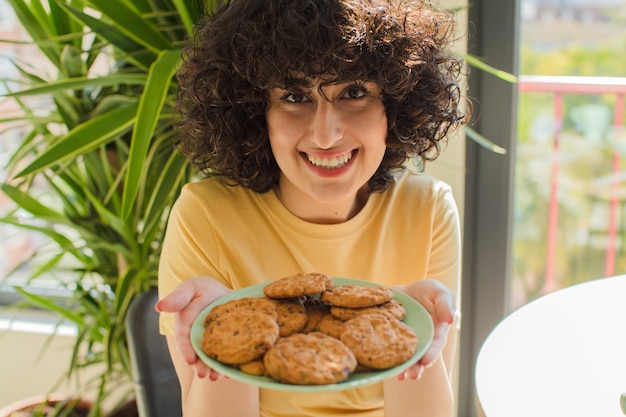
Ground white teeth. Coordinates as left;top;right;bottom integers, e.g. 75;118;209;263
307;152;352;168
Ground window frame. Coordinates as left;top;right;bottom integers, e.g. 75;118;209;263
458;0;520;415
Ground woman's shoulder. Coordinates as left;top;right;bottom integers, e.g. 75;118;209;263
392;168;453;197
181;177;256;201
173;177;263;219
376;168;458;218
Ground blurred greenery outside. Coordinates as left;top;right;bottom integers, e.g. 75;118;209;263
512;7;626;309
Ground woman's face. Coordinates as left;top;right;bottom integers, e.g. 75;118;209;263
266;80;388;223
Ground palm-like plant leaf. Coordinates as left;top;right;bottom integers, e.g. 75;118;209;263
122;49;181;221
16;102;139;176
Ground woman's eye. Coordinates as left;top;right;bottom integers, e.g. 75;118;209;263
283;92;309;103
343;85;367;99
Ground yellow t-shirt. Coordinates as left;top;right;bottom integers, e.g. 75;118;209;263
158;169;461;417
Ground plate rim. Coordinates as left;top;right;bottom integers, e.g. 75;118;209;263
190;277;434;392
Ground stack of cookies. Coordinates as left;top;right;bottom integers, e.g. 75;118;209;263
201;272;419;385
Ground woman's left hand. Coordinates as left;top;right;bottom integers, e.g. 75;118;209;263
393;279;456;380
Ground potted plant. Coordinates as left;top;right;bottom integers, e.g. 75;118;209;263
0;393;93;417
0;393;139;417
0;0;208;415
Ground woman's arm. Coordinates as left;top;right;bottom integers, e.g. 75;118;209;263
166;336;260;417
384;279;458;417
383;355;454;417
393;279;456;372
157;277;261;417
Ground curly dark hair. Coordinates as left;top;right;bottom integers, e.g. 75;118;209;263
175;0;469;193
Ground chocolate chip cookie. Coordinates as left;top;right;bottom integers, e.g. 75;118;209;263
202;310;279;364
263;272;334;298
340;314;418;369
263;332;357;385
330;299;406;321
320;284;394;308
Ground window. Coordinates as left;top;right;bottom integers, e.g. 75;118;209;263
0;0;15;29
512;0;626;309
460;0;626;416
0;0;66;304
459;0;519;415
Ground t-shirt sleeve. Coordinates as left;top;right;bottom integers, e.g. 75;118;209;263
429;183;462;325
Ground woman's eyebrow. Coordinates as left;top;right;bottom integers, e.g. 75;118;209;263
282;75;317;89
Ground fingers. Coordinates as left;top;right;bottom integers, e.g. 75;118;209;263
394;279;455;368
155;278;209;313
432;284;455;325
156;277;233;366
419;320;450;366
155;281;196;313
420;282;455;366
417;279;454;324
155;276;232;313
194;361;213;379
396;279;456;326
173;312;199;365
196;364;228;381
397;363;425;381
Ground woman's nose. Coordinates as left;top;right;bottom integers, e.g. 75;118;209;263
311;102;344;149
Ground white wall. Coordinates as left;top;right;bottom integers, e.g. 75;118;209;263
0;312;126;410
0;315;82;408
426;0;469;228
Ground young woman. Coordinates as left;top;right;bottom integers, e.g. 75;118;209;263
157;0;469;415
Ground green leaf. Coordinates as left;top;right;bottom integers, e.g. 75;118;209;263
60;44;86;78
121;49;180;220
113;267;138;316
141;151;189;244
0;183;64;218
171;0;195;34
52;93;81;131
6;0;60;66
15;287;86;325
0;216;84;262
27;252;66;281
85;0;173;53
58;2;156;71
465;54;518;84
15;102;139;177
49;0;81;49
83;185;137;253
464;126;508;154
7;74;148;97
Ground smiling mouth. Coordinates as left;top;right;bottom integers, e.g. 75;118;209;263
305;151;354;169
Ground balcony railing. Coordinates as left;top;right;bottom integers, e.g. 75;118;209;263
517;75;626;291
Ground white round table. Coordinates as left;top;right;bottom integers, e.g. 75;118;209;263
475;276;626;417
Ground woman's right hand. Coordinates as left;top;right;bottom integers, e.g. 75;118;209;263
155;276;232;377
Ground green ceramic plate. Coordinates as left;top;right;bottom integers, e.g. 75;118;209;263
190;277;434;392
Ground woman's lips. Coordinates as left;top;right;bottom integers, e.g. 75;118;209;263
300;150;357;178
304;150;355;169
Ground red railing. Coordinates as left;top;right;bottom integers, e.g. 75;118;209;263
518;75;626;290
